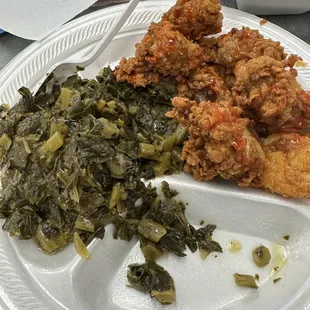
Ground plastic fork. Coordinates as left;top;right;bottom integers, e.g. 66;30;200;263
32;0;140;95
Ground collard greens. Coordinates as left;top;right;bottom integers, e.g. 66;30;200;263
0;67;222;305
0;67;184;254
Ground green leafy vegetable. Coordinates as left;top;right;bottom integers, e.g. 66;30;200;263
34;223;71;254
273;277;281;284
252;245;271;268
0;66;183;255
161;181;178;199
127;261;176;305
0;66;225;306
140;239;163;261
158;228;187;257
74;231;91;260
138;219;167;243
18;86;37;112
234;273;259;289
3;205;41;239
196;225;223;259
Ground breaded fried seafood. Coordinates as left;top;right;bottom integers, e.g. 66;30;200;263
114;0;310;198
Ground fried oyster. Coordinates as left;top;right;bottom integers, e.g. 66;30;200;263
114;0;310;198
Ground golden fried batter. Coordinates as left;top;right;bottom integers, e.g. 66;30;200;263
162;0;223;40
114;0;310;199
198;37;219;63
176;65;231;102
261;133;310;198
135;21;203;77
213;27;286;68
167;97;265;186
114;57;160;87
182;135;218;181
274;90;310;135
233;56;302;129
115;21;203;86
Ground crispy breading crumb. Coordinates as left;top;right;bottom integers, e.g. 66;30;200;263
260;19;267;26
295;60;308;67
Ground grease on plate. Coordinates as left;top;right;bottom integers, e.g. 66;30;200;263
227;240;242;252
273;277;281;284
295;60;308;67
271;243;287;275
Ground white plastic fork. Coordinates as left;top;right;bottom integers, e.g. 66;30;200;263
32;0;140;95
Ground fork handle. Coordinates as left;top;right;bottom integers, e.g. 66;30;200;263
81;0;141;67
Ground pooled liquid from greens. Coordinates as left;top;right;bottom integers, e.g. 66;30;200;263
0;67;223;305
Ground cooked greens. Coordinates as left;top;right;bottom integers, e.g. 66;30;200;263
252;245;271;268
112;181;222;261
138;219;167;243
0;67;184;252
127;261;176;304
273;277;281;284
196;224;223;259
116;181;222;304
0;67;224;305
233;273;259;289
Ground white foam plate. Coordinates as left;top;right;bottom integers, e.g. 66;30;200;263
236;0;310;15
0;1;310;309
